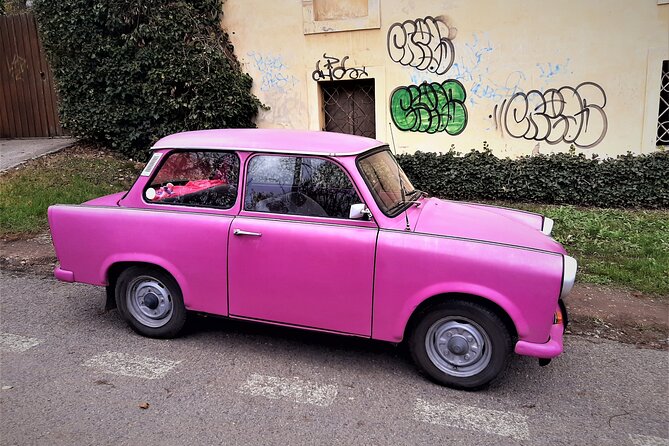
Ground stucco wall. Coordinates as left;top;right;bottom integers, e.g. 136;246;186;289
222;0;669;157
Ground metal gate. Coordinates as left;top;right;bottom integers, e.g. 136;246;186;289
321;79;376;138
0;12;63;138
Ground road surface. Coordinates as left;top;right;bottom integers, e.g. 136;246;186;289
1;271;667;445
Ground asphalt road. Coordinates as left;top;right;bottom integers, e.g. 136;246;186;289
1;271;667;446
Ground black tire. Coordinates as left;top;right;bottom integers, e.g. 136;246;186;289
409;300;513;390
115;266;187;338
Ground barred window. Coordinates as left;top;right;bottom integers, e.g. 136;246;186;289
657;60;669;145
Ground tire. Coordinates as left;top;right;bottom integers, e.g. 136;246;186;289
115;266;187;338
409;300;513;390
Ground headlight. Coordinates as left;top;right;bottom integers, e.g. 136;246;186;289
560;255;578;299
541;217;554;235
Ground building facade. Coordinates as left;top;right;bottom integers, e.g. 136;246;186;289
223;0;669;157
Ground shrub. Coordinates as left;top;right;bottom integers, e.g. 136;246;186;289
396;149;669;209
33;0;262;160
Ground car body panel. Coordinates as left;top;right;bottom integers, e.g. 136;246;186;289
48;205;231;316
413;198;566;253
372;229;563;344
228;215;377;335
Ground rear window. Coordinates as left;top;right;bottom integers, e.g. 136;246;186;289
145;151;240;209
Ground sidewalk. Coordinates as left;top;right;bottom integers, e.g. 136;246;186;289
0;138;76;172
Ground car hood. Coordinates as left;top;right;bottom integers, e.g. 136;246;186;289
413;198;566;254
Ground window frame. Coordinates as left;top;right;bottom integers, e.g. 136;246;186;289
141;149;242;211
240;152;372;224
356;146;418;218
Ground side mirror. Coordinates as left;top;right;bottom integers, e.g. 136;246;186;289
349;203;372;220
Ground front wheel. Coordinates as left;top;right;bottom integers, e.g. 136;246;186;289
115;266;187;338
409;300;513;390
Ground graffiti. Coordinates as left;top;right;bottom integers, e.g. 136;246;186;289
258;93;305;129
536;60;571;80
311;54;368;81
492;82;608;149
387;16;455;75
247;52;299;92
9;55;27;81
390;80;468;135
451;33;525;106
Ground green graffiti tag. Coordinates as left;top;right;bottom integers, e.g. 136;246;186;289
390;80;468;135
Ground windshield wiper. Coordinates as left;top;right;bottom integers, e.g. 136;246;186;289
388;198;421;214
404;188;427;199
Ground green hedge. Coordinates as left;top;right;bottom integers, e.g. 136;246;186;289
33;0;262;160
396;149;669;209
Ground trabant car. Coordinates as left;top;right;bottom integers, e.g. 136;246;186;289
48;129;576;389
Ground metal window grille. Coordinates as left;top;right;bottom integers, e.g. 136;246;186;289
321;79;376;138
658;60;669;145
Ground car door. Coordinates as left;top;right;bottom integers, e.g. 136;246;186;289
228;154;377;336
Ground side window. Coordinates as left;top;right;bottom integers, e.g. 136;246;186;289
145;151;239;209
245;155;361;219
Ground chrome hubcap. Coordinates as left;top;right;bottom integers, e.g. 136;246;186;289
126;276;173;328
425;317;492;377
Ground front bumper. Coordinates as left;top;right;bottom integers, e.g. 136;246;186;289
514;322;564;359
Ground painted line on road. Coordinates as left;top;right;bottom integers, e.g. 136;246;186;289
630;434;669;446
238;373;338;407
0;332;43;353
414;397;530;441
83;351;181;379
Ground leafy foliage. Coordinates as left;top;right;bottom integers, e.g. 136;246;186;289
33;0;262;160
397;148;669;209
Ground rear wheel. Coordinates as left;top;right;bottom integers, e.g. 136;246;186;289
409;300;513;390
115;266;187;338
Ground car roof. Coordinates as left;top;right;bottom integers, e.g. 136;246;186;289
150;129;386;156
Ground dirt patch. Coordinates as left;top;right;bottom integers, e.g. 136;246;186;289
1;232;667;349
565;284;668;349
0;232;57;277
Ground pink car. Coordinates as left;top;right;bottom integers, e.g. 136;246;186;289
48;129;576;389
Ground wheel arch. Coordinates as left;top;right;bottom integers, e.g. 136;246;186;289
104;260;185;311
402;292;519;344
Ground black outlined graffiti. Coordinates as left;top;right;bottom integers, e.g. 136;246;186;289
492;82;608;149
390;80;467;135
387;16;455;75
311;54;368;81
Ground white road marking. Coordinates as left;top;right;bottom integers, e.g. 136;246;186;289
238;373;338;407
630;434;669;446
414;397;530;441
0;332;43;352
83;351;181;379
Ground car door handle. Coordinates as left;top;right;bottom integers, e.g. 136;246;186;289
233;229;262;237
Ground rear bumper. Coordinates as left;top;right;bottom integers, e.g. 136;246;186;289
514;323;564;359
54;266;74;282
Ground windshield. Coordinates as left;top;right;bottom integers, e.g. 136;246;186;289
358;148;418;216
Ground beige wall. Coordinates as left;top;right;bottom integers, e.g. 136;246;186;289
222;0;669;157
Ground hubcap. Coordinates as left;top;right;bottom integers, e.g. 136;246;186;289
425;317;492;378
126;276;173;328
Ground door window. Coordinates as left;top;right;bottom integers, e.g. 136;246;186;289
145;151;239;209
245;155;361;219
